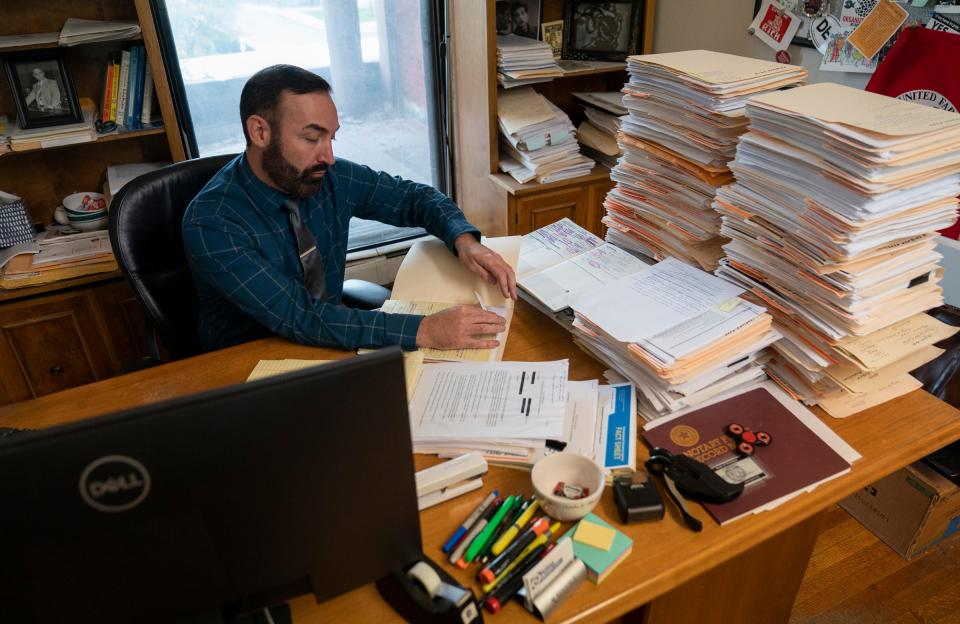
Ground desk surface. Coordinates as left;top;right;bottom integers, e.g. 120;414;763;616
2;300;959;623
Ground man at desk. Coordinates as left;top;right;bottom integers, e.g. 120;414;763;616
183;65;516;352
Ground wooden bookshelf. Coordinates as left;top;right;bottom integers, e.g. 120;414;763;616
0;0;187;404
450;0;655;237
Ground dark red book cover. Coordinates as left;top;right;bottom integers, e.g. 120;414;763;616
642;388;851;524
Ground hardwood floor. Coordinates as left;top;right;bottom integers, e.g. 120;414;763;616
790;505;960;624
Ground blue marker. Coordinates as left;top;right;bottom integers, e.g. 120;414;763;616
442;490;499;554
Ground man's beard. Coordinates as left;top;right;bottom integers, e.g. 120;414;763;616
262;137;327;198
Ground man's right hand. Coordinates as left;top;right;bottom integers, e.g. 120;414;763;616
416;305;506;350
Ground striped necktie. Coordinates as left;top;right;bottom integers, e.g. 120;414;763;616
282;197;326;299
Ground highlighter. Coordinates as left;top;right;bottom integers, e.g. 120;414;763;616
478;516;549;584
490;498;539;556
481;521;561;593
451;496;502;566
464;495;517;564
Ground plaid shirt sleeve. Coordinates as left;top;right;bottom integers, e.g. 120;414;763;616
183;210;423;350
336;160;481;252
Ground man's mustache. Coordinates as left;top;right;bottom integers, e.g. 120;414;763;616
303;163;328;178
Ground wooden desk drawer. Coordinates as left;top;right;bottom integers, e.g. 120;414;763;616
512;187;587;235
0;290;119;404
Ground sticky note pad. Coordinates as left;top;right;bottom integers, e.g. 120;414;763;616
573;518;616;551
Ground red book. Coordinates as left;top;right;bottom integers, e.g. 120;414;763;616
642;387;852;525
101;59;115;123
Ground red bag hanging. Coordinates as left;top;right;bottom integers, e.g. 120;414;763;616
866;26;960;238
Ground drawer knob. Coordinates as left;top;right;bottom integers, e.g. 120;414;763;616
50;365;64;376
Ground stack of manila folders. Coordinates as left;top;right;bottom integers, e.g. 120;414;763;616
498;87;594;185
713;82;960;418
603;50;806;271
496;34;562;89
573;91;626;169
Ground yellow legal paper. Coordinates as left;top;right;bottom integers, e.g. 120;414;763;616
245;358;332;382
835;313;959;371
825;345;944;394
818;374;923;419
573;518;616;551
380;300;505;363
847;1;908;61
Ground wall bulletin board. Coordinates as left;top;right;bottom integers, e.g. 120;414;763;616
752;0;946;49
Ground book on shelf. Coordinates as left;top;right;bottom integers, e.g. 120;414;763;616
110;53;121;123
116;48;131;128
641;382;861;525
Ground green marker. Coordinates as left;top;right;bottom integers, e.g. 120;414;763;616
464;495;517;564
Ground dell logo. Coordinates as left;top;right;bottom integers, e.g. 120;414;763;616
79;455;151;512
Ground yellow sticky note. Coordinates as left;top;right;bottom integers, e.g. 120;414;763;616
717;297;742;313
573;519;616;551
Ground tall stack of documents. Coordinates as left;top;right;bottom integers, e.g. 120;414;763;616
496;35;562;89
498;87;594;184
573;92;626;169
714;82;960;418
602;51;806;270
569;257;780;421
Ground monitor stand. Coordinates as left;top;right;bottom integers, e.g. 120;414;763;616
178;604;292;624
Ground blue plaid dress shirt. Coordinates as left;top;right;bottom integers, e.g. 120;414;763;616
182;154;480;352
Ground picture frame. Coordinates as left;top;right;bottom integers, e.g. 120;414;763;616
495;0;543;39
562;0;646;62
2;49;83;130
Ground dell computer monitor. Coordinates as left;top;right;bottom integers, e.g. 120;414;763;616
0;347;421;623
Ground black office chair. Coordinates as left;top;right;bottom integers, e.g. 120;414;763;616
109;155;390;364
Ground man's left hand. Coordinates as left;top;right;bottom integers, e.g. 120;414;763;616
454;234;517;300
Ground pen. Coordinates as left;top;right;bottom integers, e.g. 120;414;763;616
481;521;561;593
452;497;502;567
490;497;539;556
465;495;517;564
478;516;549;584
442;490;498;554
483;542;555;614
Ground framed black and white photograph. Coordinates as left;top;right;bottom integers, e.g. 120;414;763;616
3;49;82;130
562;1;646;61
495;0;543;39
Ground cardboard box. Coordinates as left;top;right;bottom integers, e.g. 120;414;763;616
839;461;960;560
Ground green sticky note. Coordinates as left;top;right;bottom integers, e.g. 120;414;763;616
717;297;742;312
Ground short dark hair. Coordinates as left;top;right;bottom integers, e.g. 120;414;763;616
239;65;331;145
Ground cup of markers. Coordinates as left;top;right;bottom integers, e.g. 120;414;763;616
440;490;574;614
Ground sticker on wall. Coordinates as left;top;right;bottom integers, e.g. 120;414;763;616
809;14;844;52
749;0;803;50
840;0;879;29
819;31;879;72
847;0;908;59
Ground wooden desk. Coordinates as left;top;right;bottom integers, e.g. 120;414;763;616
2;300;959;623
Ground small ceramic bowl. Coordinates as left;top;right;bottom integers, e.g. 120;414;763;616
531;452;604;521
63;192;107;213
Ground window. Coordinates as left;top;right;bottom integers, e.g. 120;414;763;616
155;0;447;251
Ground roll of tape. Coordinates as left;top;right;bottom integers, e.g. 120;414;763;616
407;561;443;599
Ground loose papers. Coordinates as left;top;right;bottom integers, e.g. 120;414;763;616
409;360;569;443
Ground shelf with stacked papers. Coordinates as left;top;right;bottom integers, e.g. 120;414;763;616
490;165;612;196
555;61;627;78
0;269;122;302
0;33;144;53
2;126;164;155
